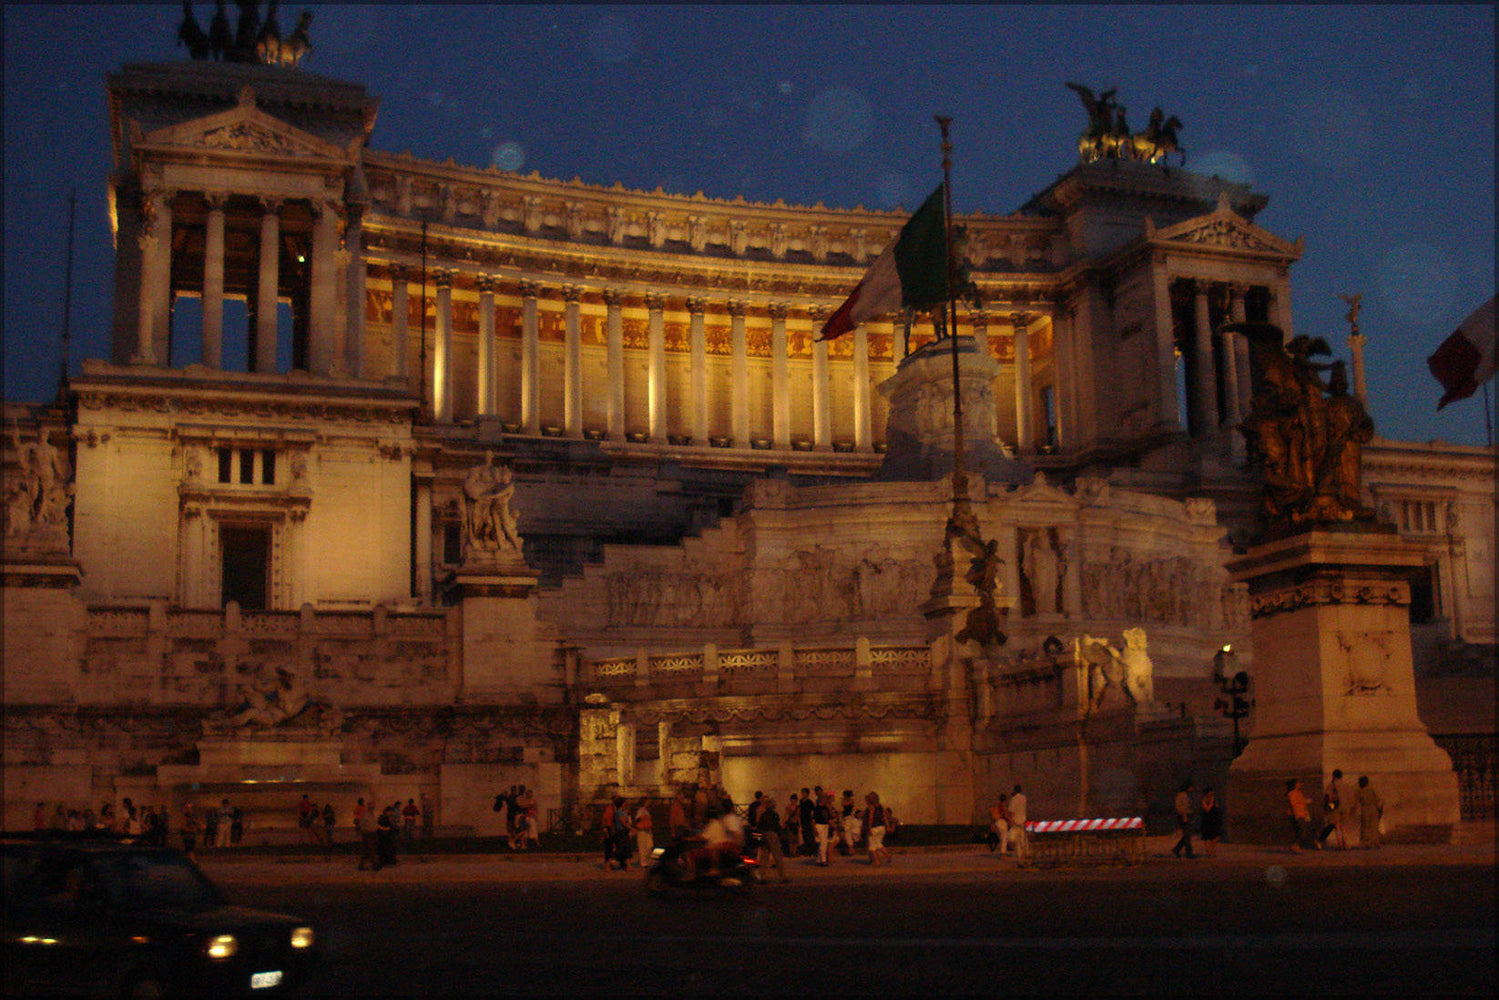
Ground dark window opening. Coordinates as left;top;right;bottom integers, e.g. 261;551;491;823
220;525;270;611
261;450;275;485
217;448;232;484
238;449;255;484
1409;567;1437;625
443;521;463;565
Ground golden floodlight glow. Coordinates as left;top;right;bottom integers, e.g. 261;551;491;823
290;926;315;949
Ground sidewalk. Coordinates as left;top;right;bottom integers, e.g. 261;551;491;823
198;821;1495;885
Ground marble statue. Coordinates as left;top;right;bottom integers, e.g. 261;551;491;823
177;0;212;59
1079;627;1156;710
1022;528;1061;615
5;423;73;545
1129;107;1185;165
463;451;522;559
225;666;309;728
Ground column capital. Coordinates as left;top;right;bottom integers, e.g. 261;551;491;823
1191;277;1214;295
433;268;454;290
725;299;747;317
602;288;626;307
560;283;583;303
1228;281;1250;299
203;191;230;211
767;302;790;320
475;274;496;294
684;295;707;315
805;304;829;323
518;278;541;299
970;307;989;329
390;263;408;282
643;292;667;312
1010;311;1033;330
257;195;284;216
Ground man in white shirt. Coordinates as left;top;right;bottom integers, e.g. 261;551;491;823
1006;785;1029;859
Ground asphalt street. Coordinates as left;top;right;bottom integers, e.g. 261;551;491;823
203;836;1496;997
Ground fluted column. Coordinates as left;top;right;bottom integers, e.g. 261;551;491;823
563;284;583;438
686;296;708;444
476;276;496;416
135;189;173;366
604;289;625;439
520;280;541;434
308;200;339;374
769;303;790;448
646;293;667;442
414;479;433;604
1269;282;1294;342
254;198;281;373
1013;312;1035;453
433;269;453;422
973;308;1000;439
728;301;749;446
1190;280;1217;437
1229;283;1253;419
810;308;831;451
853;321;872;451
1218;308;1242;433
344;210;366;378
201;193;226;369
1153;269;1183;433
390;266;410;383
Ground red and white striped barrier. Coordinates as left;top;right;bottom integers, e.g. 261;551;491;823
1025;817;1143;834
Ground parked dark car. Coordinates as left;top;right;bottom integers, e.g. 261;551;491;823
2;833;318;997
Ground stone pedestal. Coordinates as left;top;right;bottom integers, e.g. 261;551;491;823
877;335;1031;485
2;554;85;703
1225;529;1460;843
455;559;559;701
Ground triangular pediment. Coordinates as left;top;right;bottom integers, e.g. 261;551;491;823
137;91;348;163
1147;201;1302;259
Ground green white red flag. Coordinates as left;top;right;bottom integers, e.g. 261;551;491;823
818;184;949;341
1428;295;1495;410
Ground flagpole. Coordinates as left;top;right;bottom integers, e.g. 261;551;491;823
936;116;968;533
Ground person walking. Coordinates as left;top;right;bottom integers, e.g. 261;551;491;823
1199;786;1223;858
756;795;790;882
1355;775;1384;849
1286;778;1312;852
1319;769;1347;850
988;793;1010;854
1172;780;1196;858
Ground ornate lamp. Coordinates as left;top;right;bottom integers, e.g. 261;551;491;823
1211;644;1253;757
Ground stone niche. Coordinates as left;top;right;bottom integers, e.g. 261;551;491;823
1226;529;1461;843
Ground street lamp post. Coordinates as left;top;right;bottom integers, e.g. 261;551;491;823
1211;645;1253;757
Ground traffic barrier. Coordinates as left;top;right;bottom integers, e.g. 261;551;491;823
1020;816;1145;867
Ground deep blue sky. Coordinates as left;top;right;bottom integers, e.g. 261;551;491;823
5;4;1494;446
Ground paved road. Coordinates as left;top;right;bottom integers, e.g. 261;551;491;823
203;838;1496;996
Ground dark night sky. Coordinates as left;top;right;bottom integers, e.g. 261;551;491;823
4;4;1494;446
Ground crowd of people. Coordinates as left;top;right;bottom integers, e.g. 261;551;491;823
595;783;902;878
1286;770;1385;852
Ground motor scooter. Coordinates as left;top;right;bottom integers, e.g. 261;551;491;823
645;830;762;895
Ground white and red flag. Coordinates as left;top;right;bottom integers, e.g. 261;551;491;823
1428;295;1495;410
818;184;949;341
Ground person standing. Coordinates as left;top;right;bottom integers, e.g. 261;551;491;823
1172;780;1196;858
1319;770;1347;850
1286;778;1311;852
863;792;890;866
1007;785;1029;860
215;799;234;848
420;793;435;839
355;798;378;871
375;803;398;869
633;799;654;869
1355;776;1384;849
669;787;690;841
601;796;619;869
813;792;833;866
320;803;335;846
1199;786;1223;858
402;799;419;841
988;793;1010;854
798;788;815;856
784;794;802;856
181;804;200;857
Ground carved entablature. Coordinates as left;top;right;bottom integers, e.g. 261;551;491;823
71;378;418;428
132;96;357;178
1146;202;1303;263
1248;571;1409;620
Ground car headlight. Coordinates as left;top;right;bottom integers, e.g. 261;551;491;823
290;926;315;950
205;934;239;960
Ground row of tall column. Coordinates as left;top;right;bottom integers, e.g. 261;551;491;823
1184;279;1259;454
398;278;876;451
133;190;361;377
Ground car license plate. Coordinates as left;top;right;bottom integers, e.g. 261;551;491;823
251;970;284;989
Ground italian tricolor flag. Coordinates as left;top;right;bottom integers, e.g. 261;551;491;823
818;184;949;341
1428;296;1495;410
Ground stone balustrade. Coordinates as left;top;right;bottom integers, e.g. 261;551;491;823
581;640;932;698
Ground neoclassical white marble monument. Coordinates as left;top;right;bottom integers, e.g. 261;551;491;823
2;14;1492;836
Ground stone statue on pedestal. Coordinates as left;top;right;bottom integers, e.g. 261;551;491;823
1079;628;1156;711
463;451;522;562
5;423;73;551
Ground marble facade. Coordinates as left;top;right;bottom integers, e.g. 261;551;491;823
3;51;1493;835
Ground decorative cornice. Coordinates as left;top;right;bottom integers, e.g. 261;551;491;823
1248;572;1409;620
